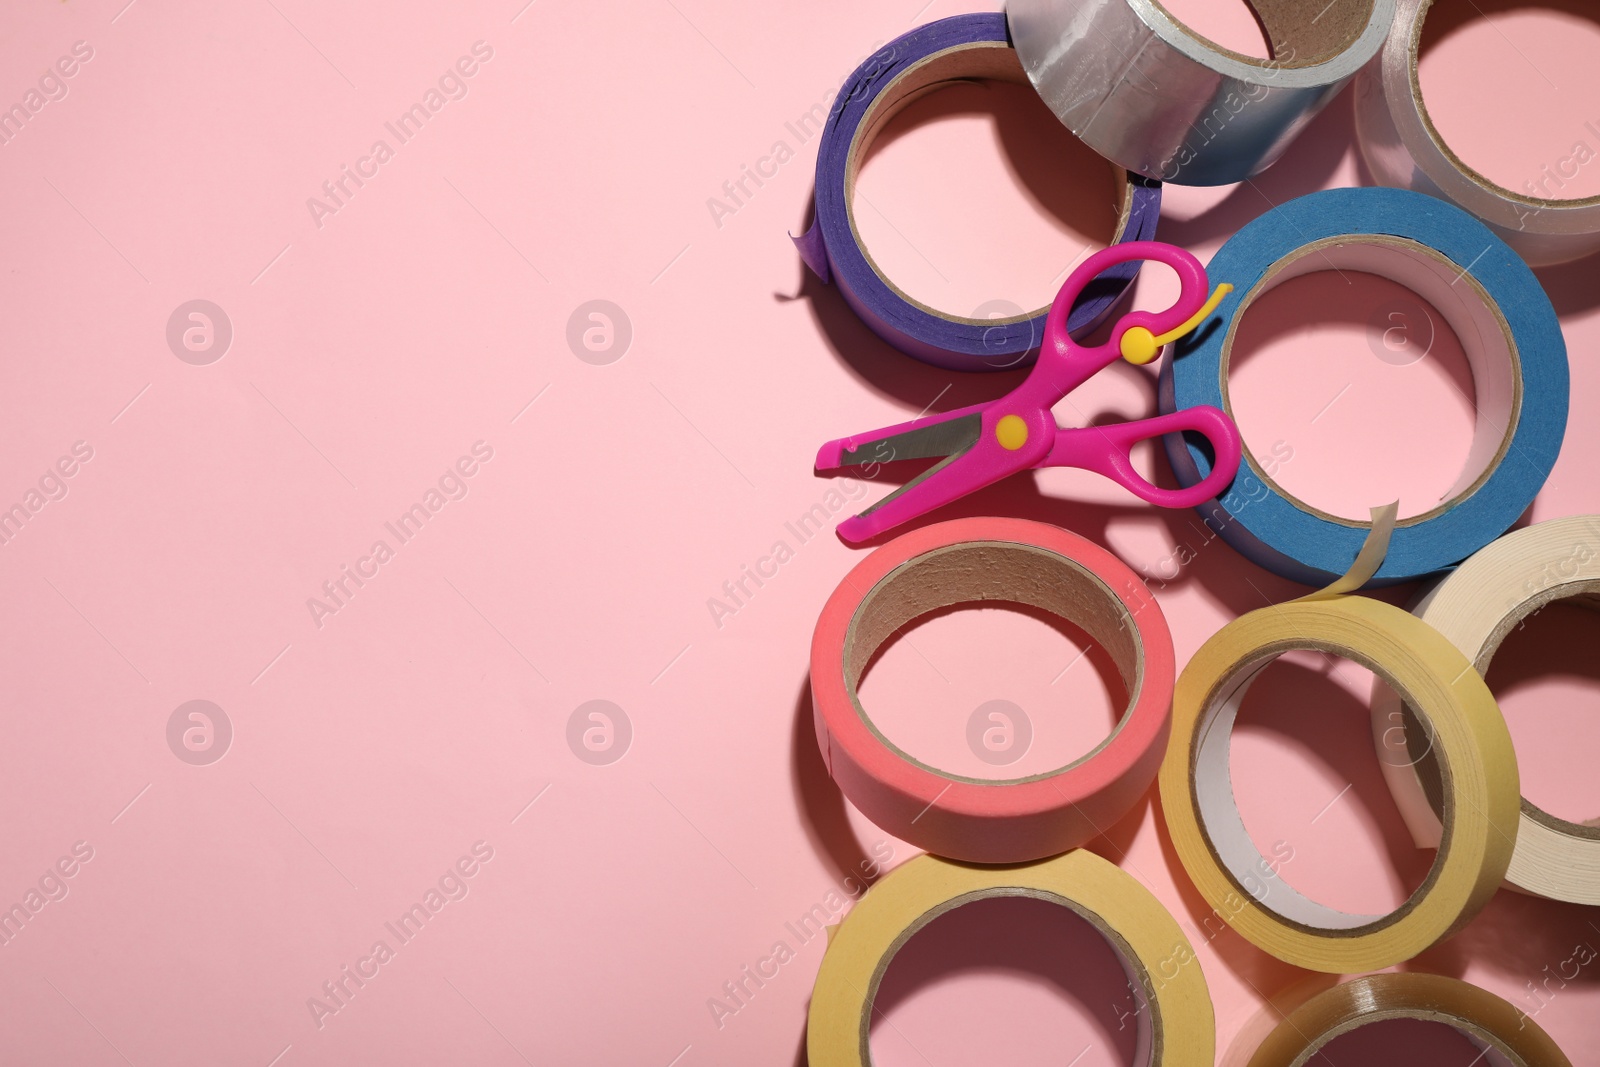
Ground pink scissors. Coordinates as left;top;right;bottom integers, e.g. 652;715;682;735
816;241;1243;544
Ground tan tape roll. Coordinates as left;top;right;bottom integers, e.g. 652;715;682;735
1159;509;1521;972
1372;515;1600;904
1355;0;1600;267
806;850;1215;1067
1242;973;1572;1067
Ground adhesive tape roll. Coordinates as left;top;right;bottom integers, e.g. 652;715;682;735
791;13;1161;371
810;516;1173;863
807;849;1215;1067
1007;0;1395;186
1355;0;1600;267
1372;516;1600;904
1158;590;1520;972
1242;972;1571;1067
1161;186;1569;586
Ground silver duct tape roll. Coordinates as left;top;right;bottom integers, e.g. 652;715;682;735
1008;0;1395;186
1356;0;1600;267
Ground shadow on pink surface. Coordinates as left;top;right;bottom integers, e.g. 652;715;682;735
790;681;881;890
1157;92;1356;251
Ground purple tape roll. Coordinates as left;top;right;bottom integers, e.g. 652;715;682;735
793;13;1162;372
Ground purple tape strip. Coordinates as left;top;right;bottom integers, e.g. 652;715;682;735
794;13;1162;372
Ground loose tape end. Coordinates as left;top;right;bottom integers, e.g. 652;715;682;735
791;222;830;284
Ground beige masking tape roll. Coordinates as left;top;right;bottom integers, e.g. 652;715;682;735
1355;0;1600;267
1242;972;1572;1067
1372;515;1600;904
1159;508;1521;972
806;850;1215;1067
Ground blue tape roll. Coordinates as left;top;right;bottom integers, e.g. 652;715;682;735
793;13;1162;372
1160;187;1569;586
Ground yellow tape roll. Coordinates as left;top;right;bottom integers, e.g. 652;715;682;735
1159;592;1520;973
806;850;1215;1067
1372;516;1600;903
1242;972;1572;1067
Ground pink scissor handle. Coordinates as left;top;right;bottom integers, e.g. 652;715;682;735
820;239;1240;544
1049;406;1242;509
1047;242;1210;355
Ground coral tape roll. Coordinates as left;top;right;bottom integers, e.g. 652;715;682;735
806;850;1215;1067
1242;973;1572;1067
1356;0;1600;267
1372;516;1600;905
1161;187;1569;586
791;13;1162;372
809;516;1173;864
1007;0;1395;187
1158;589;1520;973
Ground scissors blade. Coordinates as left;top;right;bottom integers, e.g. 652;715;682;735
836;424;1019;543
825;413;983;469
856;443;975;517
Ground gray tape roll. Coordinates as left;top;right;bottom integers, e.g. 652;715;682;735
1355;0;1600;267
1008;0;1395;186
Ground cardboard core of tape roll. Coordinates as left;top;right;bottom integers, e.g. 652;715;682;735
1219;234;1521;529
846;541;1142;785
806;850;1216;1067
1373;516;1600;903
1243;972;1571;1067
843;41;1132;328
1153;0;1377;70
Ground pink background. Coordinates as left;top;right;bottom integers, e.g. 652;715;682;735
0;0;1597;1064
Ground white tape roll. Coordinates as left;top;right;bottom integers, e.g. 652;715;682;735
1355;0;1600;266
1372;516;1600;904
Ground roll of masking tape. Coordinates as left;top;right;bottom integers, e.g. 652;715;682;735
791;13;1161;371
1161;186;1569;587
1372;516;1600;904
1355;0;1600;267
808;849;1215;1067
1007;0;1395;186
810;516;1173;863
1158;538;1520;972
1242;972;1572;1067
